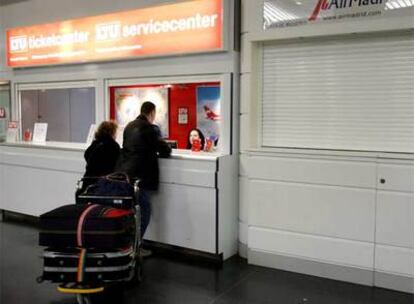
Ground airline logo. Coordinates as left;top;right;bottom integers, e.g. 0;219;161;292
9;36;28;52
309;0;384;21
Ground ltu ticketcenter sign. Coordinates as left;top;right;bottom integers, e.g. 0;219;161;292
7;0;223;68
264;0;413;30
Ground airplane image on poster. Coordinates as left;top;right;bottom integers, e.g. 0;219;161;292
197;86;221;145
203;105;220;121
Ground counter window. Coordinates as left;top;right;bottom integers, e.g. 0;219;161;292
109;81;221;152
0;83;11;142
20;87;95;143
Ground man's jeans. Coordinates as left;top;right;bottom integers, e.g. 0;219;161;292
138;189;151;238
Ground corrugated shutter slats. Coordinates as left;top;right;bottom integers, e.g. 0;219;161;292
262;33;414;153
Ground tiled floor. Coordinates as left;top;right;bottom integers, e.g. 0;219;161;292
0;220;413;304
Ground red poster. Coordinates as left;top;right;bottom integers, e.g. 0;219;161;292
7;0;223;67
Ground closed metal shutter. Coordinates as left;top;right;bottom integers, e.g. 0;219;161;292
262;32;414;153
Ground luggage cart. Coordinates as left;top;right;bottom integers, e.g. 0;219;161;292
38;178;142;304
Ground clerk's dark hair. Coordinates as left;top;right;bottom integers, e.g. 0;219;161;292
95;121;118;140
141;101;156;116
186;128;205;150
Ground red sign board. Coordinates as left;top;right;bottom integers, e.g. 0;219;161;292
6;0;223;67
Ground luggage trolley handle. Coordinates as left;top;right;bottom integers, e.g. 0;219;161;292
77;173;129;192
133;179;140;196
75;177;101;200
76;180;82;191
76;174;134;207
76;177;102;189
131;179;141;254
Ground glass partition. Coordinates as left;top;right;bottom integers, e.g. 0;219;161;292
109;81;221;152
20;87;95;143
0;83;11;142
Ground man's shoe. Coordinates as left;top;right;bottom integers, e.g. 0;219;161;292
140;248;152;258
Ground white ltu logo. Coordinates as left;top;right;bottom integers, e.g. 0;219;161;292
96;22;121;41
10;36;28;52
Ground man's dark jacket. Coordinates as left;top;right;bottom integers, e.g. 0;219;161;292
116;115;171;190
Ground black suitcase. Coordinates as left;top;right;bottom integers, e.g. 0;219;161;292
76;176;136;209
41;247;135;283
39;204;136;249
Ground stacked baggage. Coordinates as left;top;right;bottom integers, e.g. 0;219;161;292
38;174;141;303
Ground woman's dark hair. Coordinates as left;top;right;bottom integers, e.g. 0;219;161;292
186;128;205;150
95;121;118;140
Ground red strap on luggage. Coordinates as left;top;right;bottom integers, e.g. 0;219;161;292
77;204;99;247
76;204;100;283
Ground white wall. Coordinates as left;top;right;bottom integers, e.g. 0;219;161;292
240;0;414;293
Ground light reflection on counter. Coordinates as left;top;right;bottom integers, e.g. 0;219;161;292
0;141;222;160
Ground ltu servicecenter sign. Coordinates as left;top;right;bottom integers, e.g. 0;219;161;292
264;0;414;30
7;0;223;68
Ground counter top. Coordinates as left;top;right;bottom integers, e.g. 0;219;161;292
0;141;87;151
0;141;222;160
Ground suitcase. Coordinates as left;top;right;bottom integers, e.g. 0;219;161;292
76;175;136;209
41;247;135;283
39;204;136;249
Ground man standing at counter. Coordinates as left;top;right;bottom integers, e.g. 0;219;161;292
116;101;171;256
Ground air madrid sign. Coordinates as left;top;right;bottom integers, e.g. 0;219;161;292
7;0;223;67
309;0;385;21
264;0;414;29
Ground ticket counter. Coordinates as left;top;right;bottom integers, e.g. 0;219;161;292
0;142;238;260
0;0;240;261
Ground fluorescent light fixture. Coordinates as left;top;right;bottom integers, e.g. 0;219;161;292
397;0;407;7
385;0;414;10
264;1;298;26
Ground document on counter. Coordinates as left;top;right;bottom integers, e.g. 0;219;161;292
86;124;96;145
6;121;19;143
33;123;48;143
